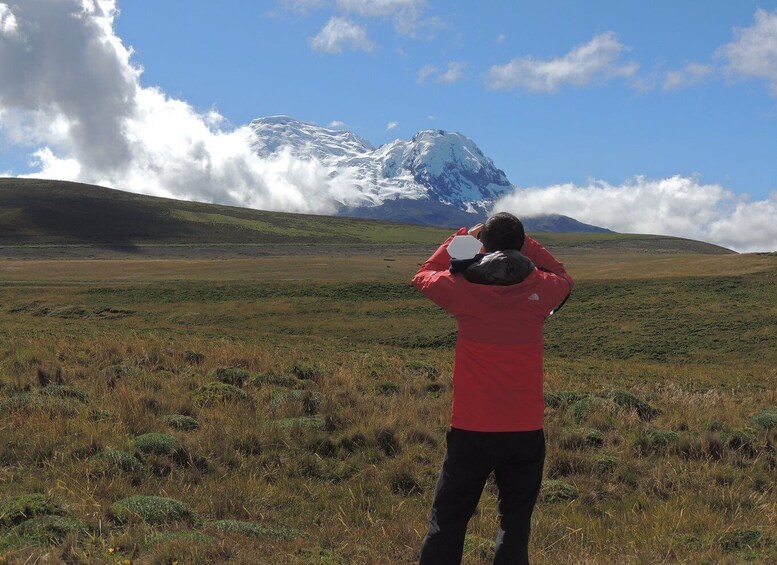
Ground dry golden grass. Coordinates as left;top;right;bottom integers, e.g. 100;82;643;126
0;248;775;563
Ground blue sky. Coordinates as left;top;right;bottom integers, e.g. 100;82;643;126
1;0;776;250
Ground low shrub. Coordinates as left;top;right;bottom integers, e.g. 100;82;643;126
16;515;89;545
606;390;660;421
214;367;249;387
162;414;200;431
375;427;401;457
566;397;608;424
253;372;299;388
208;519;304;540
94;448;145;474
541;480;579;503
750;408;777;430
560;428;604;450
133;433;181;456
0;494;62;528
720;528;764;552
110;495;198;526
194;382;249;405
269;416;325;430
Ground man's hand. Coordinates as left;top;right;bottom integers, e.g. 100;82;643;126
468;223;484;240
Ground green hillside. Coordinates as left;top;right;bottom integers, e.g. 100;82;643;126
0;178;733;254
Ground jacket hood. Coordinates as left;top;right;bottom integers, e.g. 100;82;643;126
451;250;535;286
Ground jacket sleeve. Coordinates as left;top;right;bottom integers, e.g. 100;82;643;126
522;236;574;313
411;228;469;314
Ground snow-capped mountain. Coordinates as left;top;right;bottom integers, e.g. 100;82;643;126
249;116;608;232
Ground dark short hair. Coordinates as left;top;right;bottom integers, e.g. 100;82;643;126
481;212;525;252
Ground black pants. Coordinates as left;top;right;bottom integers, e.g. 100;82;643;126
419;428;545;565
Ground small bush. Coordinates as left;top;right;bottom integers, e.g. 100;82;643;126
133;433;181;456
566;397;607;424
253;372;299;387
194;382;249;405
0;494;61;528
16;515;89;545
39;384;88;403
635;429;679;455
606;390;660;421
214;367;249;387
110;495;198;526
208;519;303;540
163;414;200;431
541;480;579;503
594;455;619;473
720;528;763;551
750;408;777;430
94;448;145;474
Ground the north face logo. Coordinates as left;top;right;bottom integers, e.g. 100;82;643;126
528;293;540;301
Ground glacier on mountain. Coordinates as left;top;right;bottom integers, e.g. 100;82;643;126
249;116;512;215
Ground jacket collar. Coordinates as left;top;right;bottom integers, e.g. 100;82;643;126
450;250;535;286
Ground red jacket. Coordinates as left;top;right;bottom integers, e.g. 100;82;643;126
411;228;574;432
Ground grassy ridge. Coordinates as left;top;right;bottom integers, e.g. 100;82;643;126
0;178;733;254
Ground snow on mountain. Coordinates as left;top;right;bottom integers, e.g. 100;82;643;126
248;116;512;214
248;116;609;232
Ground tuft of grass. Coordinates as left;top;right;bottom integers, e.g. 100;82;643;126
15;515;89;546
133;433;181;456
464;534;496;561
214;367;250;387
110;495;199;526
162;414;200;431
387;469;423;496
194;381;249;405
374;381;401;396
208;519;304;540
269;416;325;430
290;363;323;382
541;480;579;503
253;371;299;387
565;397;607;424
606;390;660;421
750;408;777;430
0;494;62;528
545;390;587;409
720;528;764;552
93;448;145;475
560;428;604;450
270;389;324;415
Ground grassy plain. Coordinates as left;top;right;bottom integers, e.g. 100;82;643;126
0;235;776;563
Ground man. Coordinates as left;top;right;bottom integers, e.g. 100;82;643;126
411;212;574;564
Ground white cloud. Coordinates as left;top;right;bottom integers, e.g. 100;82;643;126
337;0;426;35
311;16;374;53
718;8;777;94
486;32;638;92
386;121;399;131
418;61;466;84
663;62;713;91
328;120;349;129
0;3;18;36
493;176;777;252
496;33;506;44
0;0;361;215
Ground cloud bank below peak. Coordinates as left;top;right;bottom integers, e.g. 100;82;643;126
494;176;777;253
